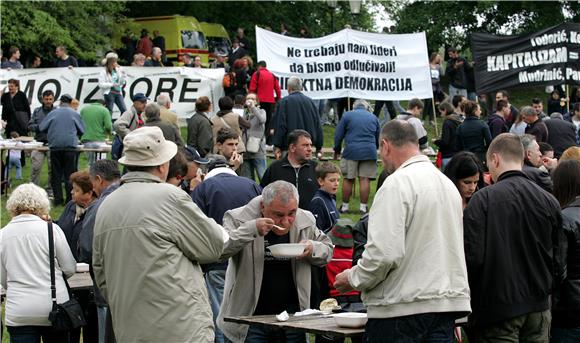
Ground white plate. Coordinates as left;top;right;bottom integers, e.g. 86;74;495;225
333;312;367;328
268;243;307;258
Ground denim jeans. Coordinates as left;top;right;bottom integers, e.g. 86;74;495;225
97;306;108;343
104;92;127;116
8;153;22;179
205;269;226;343
240;158;267;183
365;312;457;343
7;325;69;343
83;141;106;168
551;326;580;343
244;325;306;343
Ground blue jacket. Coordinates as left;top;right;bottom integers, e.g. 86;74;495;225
309;189;339;233
271;91;323;151
334;106;380;161
39;105;85;149
191;171;262;272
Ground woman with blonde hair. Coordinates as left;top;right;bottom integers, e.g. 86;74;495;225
1;183;76;342
98;52;127;116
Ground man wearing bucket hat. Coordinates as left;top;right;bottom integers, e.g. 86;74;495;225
93;126;228;342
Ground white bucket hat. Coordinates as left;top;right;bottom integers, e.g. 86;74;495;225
118;127;177;166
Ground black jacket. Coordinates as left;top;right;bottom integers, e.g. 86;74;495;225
464;170;561;328
487;113;507;140
1;91;31;136
525;119;549;143
545;118;577;158
260;156;318;209
522;162;553;193
456;116;492;154
271;92;323;151
434;114;462;158
553;197;580;328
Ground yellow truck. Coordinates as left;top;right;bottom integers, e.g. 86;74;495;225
118;15;210;65
200;22;231;61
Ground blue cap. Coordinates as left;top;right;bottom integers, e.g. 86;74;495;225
132;93;149;102
184;145;209;164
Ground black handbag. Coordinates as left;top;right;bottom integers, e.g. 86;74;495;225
47;220;87;331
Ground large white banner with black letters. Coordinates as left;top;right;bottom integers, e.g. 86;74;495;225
0;67;225;119
256;26;432;100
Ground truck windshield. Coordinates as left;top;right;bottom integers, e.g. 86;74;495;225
181;30;207;49
207;37;231;56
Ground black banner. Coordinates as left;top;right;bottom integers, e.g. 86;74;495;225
472;22;580;94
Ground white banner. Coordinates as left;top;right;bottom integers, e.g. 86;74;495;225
256;26;432;100
0;67;225;119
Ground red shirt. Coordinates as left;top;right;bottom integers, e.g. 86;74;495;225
249;67;281;104
137;37;153;57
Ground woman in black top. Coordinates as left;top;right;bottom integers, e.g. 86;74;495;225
1;78;31;136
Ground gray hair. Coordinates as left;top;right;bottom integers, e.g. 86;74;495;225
353;99;371;112
152;47;162;55
380;120;419;147
287;76;303;92
6;183;50;217
144;103;161;120
89;159;121;181
550;112;563;120
262;181;299;206
520;134;537;152
156;92;171;106
521;106;537;117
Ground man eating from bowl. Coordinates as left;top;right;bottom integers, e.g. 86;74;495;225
217;180;333;343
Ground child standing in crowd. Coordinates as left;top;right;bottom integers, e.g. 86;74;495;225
309;162;341;233
7;132;23;180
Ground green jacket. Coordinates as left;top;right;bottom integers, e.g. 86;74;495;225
186;111;213;157
217;196;333;342
93;172;226;342
80;103;112;142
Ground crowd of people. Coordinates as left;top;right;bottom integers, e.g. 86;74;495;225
3;29;580;343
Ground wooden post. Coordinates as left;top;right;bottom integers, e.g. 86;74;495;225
432;97;439;138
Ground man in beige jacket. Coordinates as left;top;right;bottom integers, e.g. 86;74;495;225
334;120;471;342
217;181;333;342
93;126;228;342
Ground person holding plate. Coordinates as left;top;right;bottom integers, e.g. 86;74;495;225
217;180;333;343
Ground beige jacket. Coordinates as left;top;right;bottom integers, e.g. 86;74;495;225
93;172;226;342
217;196;333;342
348;155;471;318
212;111;246;153
159;107;179;127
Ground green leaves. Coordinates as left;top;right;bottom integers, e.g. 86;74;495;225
1;1;126;63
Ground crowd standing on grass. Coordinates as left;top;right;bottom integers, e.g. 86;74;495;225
4;28;580;343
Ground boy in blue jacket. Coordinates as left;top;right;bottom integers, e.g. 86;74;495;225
309;162;341;233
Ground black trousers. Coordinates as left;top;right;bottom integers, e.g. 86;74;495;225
50;149;78;205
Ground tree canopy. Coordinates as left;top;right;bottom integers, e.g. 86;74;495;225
388;0;580;54
1;1;126;65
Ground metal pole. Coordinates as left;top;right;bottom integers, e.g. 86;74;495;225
567;84;571;114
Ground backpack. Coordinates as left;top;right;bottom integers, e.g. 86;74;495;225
222;71;237;89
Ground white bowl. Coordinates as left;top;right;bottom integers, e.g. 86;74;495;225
268;243;307;258
333;312;367;328
76;263;89;273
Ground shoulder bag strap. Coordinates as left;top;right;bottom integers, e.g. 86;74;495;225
48;220;58;308
219;116;232;129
